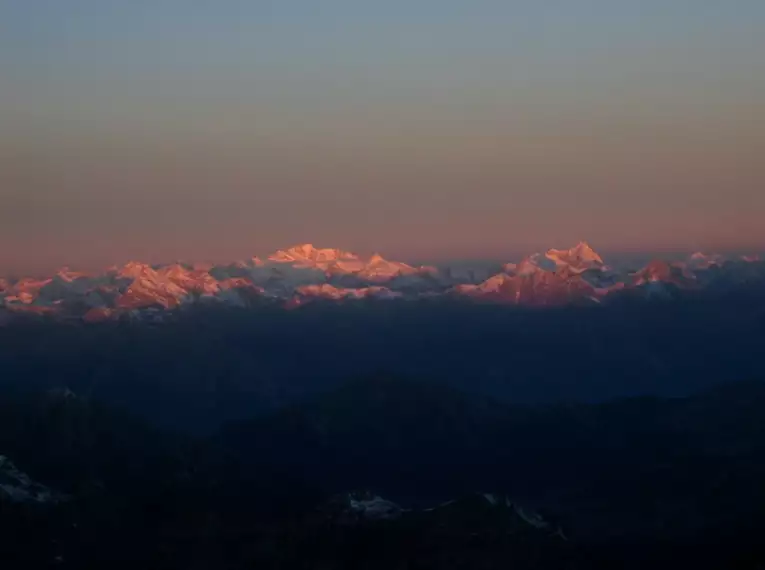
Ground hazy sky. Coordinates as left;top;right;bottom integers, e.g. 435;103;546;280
1;1;764;272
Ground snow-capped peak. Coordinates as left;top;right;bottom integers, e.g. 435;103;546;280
511;242;605;276
516;253;557;275
367;253;387;265
546;242;604;268
686;252;726;269
2;240;764;322
54;268;87;282
269;244;360;264
0;455;68;505
116;261;157;280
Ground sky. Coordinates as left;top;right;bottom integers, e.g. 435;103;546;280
1;1;764;272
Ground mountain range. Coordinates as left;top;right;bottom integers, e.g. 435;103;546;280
3;245;765;568
1;242;762;322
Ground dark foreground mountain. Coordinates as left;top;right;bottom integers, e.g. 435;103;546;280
218;377;765;540
4;380;765;568
231;491;572;569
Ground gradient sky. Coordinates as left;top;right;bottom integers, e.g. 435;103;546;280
1;1;764;272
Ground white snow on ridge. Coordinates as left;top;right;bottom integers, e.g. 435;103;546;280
0;455;68;505
1;242;763;320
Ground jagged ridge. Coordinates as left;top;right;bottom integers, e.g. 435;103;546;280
0;243;762;321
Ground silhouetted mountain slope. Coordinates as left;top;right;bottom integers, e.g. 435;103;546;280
218;378;765;539
237;492;571;570
218;377;517;500
0;388;192;497
2;293;765;434
4;380;765;567
0;389;221;569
